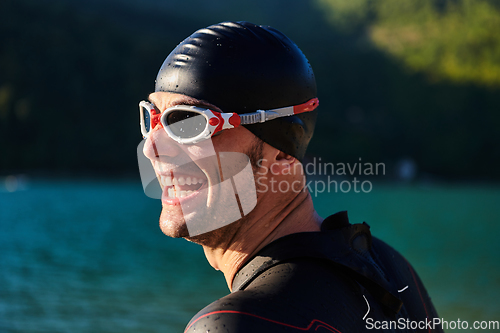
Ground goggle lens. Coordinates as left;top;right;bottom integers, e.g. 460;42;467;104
165;111;207;139
142;106;151;133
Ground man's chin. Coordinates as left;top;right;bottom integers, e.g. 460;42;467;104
158;219;214;244
159;215;190;238
157;199;248;245
159;217;218;244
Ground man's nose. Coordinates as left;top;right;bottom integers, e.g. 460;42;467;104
142;126;182;161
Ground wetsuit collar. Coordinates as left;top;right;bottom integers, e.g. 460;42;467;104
232;211;403;316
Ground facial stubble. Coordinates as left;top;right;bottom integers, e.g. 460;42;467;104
184;137;265;247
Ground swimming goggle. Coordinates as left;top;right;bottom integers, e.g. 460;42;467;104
139;98;319;144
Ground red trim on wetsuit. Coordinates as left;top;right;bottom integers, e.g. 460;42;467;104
184;310;342;333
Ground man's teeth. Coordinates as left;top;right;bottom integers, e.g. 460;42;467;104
159;175;204;199
167;188;195;198
159;175;203;187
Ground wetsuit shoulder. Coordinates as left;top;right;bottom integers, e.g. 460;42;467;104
185;221;443;332
184;259;368;333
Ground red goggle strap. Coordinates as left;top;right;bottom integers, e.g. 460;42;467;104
293;97;319;114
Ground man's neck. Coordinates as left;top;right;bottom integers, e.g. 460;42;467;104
201;190;323;290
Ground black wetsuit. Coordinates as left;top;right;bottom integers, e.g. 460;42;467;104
184;212;443;332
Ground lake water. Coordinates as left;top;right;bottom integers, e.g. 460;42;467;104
1;178;499;332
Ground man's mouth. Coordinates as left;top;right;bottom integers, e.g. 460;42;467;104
153;159;213;203
159;174;205;198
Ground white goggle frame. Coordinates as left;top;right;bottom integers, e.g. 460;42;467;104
139;97;319;144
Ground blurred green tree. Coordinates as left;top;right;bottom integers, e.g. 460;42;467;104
317;0;500;87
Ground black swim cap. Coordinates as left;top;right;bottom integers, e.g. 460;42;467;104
155;21;317;160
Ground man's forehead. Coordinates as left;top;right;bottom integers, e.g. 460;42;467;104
147;92;222;112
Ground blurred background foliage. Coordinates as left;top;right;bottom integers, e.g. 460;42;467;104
1;0;499;180
319;0;500;86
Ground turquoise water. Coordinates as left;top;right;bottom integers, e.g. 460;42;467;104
1;179;499;332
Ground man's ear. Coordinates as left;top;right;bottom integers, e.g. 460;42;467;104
270;150;297;175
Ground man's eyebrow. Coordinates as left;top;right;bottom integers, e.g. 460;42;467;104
170;100;220;111
147;93;222;112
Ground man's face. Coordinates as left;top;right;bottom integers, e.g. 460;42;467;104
142;92;261;241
